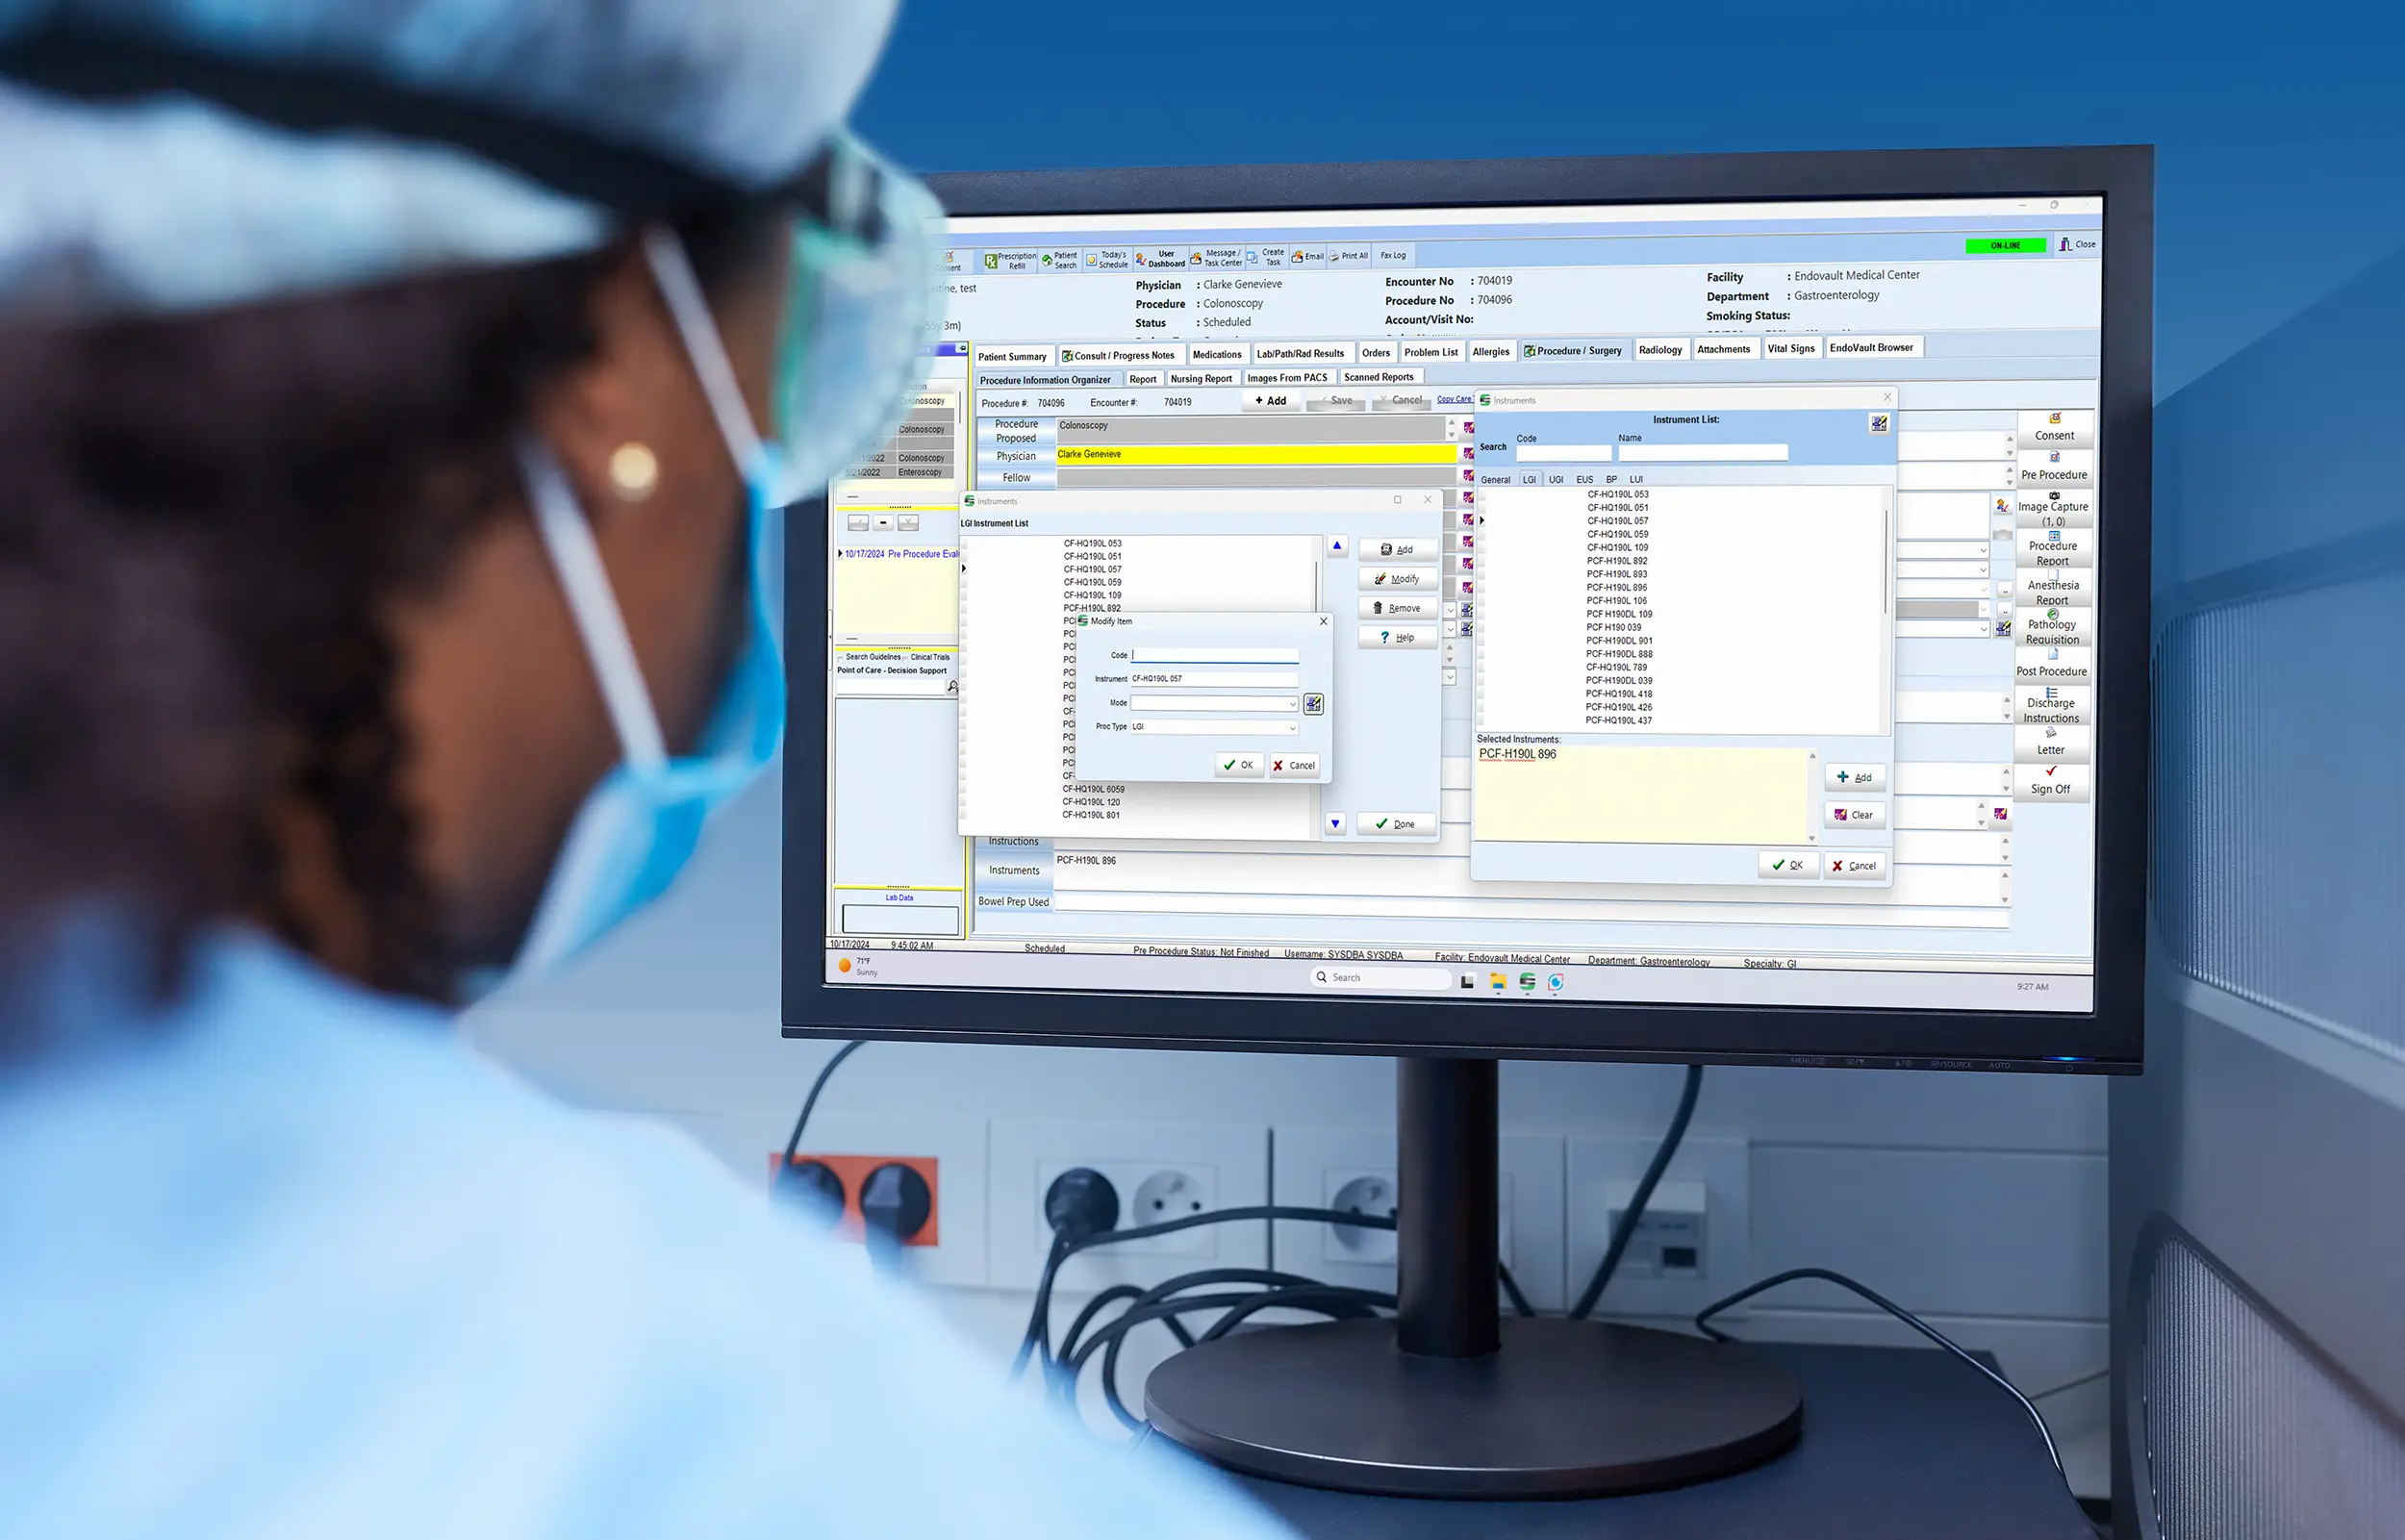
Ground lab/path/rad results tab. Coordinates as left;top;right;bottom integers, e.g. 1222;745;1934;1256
823;196;2106;1018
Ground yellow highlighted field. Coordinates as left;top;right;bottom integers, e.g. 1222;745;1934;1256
1056;442;1459;467
1474;745;1808;846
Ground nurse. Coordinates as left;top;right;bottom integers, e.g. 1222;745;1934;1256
0;5;1294;1536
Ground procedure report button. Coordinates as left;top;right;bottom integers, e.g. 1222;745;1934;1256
1310;965;1454;992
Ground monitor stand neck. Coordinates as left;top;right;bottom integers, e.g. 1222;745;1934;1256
1397;1055;1501;1358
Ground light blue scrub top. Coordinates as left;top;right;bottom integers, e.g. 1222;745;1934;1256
0;933;1294;1539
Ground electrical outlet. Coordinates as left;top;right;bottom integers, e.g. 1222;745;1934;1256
992;1120;1268;1293
1313;1167;1517;1270
1274;1129;1567;1311
1034;1158;1219;1258
691;1109;989;1288
765;1151;942;1248
1603;1178;1708;1280
1567;1132;1747;1319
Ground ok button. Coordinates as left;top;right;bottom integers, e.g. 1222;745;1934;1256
1214;750;1266;778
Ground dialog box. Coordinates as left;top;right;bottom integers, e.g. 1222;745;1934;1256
1074;611;1337;782
1470;387;1899;888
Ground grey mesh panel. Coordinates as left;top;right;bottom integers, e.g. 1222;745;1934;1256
2136;1230;2405;1540
2153;568;2405;1057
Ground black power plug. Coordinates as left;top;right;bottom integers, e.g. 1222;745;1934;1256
860;1162;935;1244
775;1158;846;1224
1044;1167;1120;1243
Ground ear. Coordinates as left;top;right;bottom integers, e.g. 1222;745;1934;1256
527;247;731;533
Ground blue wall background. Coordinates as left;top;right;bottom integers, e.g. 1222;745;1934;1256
850;0;2405;402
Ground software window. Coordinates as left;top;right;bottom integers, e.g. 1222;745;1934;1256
823;197;2104;1014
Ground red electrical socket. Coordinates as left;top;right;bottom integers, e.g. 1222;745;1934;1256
767;1151;941;1247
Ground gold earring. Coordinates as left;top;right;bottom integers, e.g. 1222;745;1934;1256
607;442;659;500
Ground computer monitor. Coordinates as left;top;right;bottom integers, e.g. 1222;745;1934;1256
786;146;2152;1496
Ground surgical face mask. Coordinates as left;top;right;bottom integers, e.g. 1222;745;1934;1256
483;141;942;993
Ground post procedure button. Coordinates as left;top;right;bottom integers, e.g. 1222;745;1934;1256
1825;852;1890;881
1758;850;1819;878
1213;750;1266;778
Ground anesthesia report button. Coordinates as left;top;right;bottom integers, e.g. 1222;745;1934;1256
1758;850;1819;879
1213;750;1266;778
1825;852;1890;881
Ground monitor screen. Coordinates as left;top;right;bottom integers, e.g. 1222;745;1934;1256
793;153;2148;1069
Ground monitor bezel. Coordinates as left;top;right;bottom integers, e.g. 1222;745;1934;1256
783;144;2152;1074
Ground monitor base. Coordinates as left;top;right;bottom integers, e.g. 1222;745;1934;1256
1144;1315;1803;1499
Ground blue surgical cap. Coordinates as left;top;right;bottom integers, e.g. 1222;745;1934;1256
0;0;899;320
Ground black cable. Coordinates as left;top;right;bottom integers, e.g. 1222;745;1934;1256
1498;1261;1535;1318
1011;1203;1399;1380
1010;1234;1072;1379
1569;1063;1704;1321
1057;1269;1322;1368
1075;1281;1395;1429
1696;1267;2065;1477
774;1039;864;1191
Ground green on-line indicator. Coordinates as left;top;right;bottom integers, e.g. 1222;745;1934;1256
1967;236;2050;255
